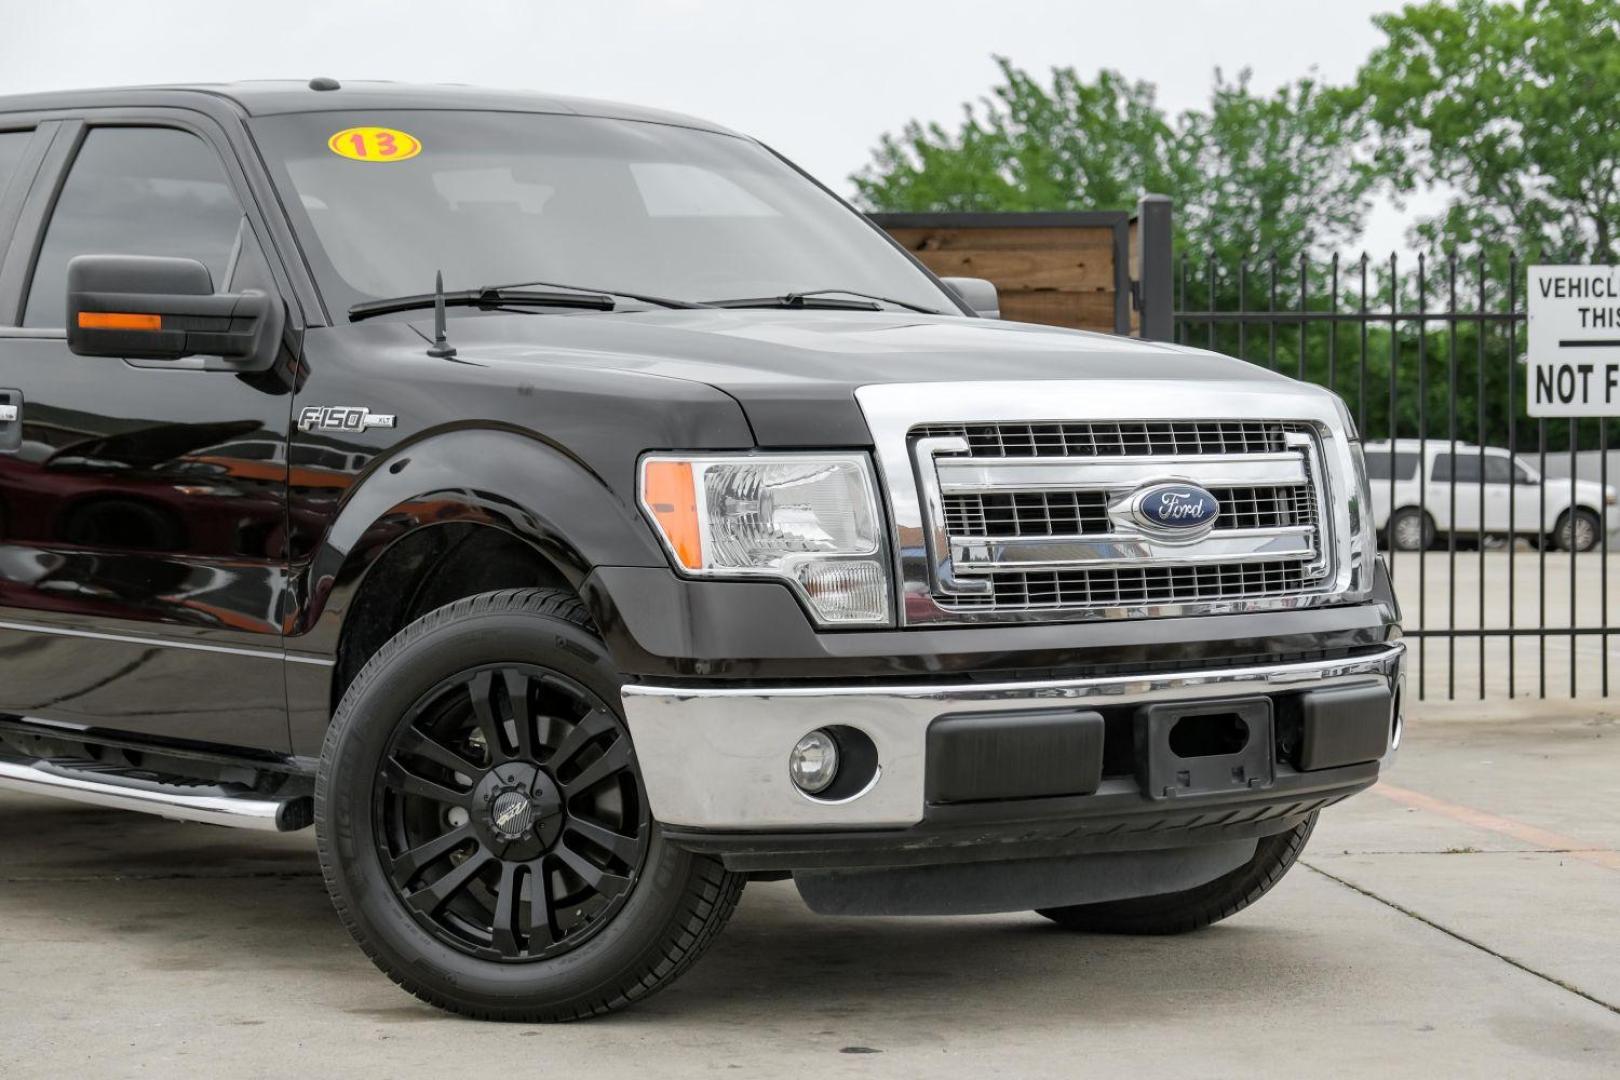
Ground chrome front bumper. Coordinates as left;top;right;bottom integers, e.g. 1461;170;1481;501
620;642;1406;831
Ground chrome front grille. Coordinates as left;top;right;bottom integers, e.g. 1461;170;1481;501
855;381;1373;628
910;418;1333;620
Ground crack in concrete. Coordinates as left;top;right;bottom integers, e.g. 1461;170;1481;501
1302;860;1620;1017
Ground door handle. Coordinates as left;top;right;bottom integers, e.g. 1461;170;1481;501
0;389;20;453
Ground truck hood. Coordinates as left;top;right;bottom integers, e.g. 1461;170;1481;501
410;308;1296;446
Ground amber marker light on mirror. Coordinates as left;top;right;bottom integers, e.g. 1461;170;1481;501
77;312;161;330
642;459;703;569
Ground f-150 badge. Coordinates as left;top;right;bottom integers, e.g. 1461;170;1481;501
297;405;398;432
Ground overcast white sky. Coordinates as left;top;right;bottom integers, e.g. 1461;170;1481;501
0;0;1434;251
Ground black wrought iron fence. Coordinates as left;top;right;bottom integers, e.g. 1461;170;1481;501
1175;252;1615;701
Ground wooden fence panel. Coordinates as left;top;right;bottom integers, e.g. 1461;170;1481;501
870;212;1130;333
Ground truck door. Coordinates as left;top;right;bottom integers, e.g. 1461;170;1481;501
1428;452;1465;532
0;117;296;750
1510;457;1545;535
1479;452;1516;537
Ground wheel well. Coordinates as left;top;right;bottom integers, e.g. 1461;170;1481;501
331;523;576;713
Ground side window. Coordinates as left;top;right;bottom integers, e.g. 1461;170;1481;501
1433;454;1481;483
1483;455;1514;483
0;129;33;200
23;127;244;327
1365;451;1421;480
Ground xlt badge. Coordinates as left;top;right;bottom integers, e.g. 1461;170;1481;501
297;405;397;432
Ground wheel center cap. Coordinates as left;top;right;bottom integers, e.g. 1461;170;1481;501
471;764;563;855
490;791;535;840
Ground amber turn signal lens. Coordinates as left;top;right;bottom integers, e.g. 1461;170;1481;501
77;311;161;331
642;459;702;569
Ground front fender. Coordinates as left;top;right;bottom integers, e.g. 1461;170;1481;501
288;426;669;657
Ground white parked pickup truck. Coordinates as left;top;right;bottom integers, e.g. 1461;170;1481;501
1366;439;1619;551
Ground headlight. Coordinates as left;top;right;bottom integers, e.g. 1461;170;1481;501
1340;409;1377;560
639;453;891;626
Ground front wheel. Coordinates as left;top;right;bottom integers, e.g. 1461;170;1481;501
316;588;744;1021
1555;508;1602;552
1386;507;1435;551
1036;814;1316;935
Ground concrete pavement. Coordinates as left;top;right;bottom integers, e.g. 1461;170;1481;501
0;702;1616;1078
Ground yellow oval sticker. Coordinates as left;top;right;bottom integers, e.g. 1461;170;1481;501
327;126;422;163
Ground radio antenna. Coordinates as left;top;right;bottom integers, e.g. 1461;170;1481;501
426;270;457;358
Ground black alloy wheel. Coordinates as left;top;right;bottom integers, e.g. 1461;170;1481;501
375;663;650;962
317;589;744;1021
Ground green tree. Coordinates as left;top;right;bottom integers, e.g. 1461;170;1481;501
1351;0;1620;263
853;59;1183;214
852;60;1374;264
1181;70;1374;263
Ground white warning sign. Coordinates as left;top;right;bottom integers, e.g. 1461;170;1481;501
1528;265;1620;417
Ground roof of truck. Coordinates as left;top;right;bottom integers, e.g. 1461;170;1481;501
0;80;737;135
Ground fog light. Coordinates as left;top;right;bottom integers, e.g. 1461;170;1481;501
789;729;840;795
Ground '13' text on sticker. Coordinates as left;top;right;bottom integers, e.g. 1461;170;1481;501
327;127;422;163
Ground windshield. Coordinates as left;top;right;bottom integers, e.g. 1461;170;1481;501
250;110;955;316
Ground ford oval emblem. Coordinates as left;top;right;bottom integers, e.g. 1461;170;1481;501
1129;483;1220;538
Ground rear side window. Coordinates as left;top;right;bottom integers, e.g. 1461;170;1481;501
1431;454;1484;483
0;129;32;200
23;127;244;327
1364;451;1419;480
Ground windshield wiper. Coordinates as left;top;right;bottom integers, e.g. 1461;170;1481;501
495;279;709;310
349;286;616;322
705;288;945;315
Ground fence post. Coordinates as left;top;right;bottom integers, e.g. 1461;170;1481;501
1131;194;1174;340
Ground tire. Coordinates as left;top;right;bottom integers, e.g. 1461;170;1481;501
316;588;745;1022
1035;813;1317;935
1386;507;1434;551
1555;508;1602;552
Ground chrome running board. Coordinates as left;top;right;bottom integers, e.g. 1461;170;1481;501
0;756;313;832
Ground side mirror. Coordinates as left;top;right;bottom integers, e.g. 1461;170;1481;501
66;254;283;371
941;276;1000;319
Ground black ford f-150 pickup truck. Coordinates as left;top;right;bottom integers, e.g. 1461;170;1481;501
0;80;1404;1021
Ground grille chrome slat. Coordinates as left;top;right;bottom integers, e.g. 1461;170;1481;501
944;483;1314;539
936;453;1309;495
912;420;1297;458
948;560;1318;612
950;527;1317;571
